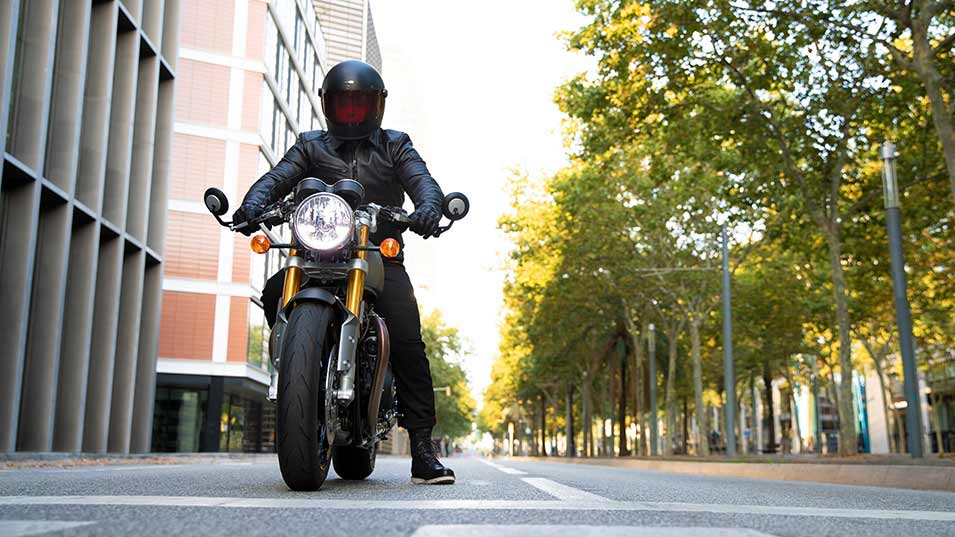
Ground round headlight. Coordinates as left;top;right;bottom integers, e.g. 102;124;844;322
292;193;354;251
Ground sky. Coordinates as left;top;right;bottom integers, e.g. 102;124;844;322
372;1;596;403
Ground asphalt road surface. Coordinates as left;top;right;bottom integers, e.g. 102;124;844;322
2;455;955;536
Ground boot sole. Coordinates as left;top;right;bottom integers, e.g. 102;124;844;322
411;476;456;485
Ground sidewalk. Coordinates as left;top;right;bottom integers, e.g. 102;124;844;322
0;452;273;470
505;454;955;492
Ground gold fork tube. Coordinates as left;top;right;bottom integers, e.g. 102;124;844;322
345;225;369;316
281;249;303;307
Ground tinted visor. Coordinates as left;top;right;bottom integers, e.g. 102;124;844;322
323;91;381;125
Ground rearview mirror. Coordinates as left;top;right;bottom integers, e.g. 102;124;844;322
203;187;229;216
442;192;469;221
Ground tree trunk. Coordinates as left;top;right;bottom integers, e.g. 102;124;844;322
689;319;710;455
750;373;759;453
608;345;616;456
624;315;647;456
539;395;547;457
582;374;592;457
824;230;858;455
618;343;628;456
864;339;897;454
664;325;680;456
636;325;646;456
790;387;802;454
682;397;689;455
782;364;802;453
931;392;945;455
909;18;955;205
894;398;906;454
566;382;575;457
763;361;776;454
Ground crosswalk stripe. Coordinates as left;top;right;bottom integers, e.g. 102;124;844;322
1;495;954;521
521;478;611;503
410;526;778;537
0;520;95;537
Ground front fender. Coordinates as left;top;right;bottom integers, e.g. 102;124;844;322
271;287;342;373
282;287;339;317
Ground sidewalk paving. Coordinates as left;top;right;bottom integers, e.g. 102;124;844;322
503;454;955;492
0;452;273;470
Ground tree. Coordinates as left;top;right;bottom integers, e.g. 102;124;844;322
420;309;476;440
558;0;944;454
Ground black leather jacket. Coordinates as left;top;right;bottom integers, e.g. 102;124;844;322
240;128;444;251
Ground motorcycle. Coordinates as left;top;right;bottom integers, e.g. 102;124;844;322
203;178;469;491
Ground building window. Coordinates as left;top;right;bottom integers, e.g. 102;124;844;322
247;301;269;369
152;388;207;453
220;395;264;453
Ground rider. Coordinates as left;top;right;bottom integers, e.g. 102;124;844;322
231;60;455;485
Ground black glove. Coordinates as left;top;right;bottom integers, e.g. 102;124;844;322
409;206;441;239
231;205;262;236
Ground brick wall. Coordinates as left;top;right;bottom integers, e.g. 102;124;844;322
159;292;217;360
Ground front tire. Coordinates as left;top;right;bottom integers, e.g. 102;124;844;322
332;442;378;480
277;303;335;491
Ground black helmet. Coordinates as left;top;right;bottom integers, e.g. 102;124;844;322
319;60;387;140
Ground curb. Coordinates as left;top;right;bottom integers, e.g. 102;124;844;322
505;456;955;492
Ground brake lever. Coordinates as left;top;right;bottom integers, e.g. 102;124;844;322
430;222;453;238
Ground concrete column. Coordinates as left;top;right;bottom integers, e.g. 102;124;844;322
53;221;100;452
83;235;124;453
201;377;225;452
107;250;146;453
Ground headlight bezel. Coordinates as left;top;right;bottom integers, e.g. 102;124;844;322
291;192;355;251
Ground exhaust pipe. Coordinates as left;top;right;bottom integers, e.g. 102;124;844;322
366;315;390;430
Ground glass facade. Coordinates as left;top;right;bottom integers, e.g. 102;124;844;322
152;388;207;453
152;381;276;454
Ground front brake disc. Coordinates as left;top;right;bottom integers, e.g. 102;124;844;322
324;344;338;446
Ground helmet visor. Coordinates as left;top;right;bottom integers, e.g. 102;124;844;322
324;91;381;125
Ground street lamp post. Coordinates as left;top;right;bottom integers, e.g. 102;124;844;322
881;141;924;458
721;225;737;456
648;323;659;456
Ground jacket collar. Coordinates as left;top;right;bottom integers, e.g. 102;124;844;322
325;129;381;150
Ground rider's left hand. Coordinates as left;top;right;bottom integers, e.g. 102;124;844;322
409;206;441;239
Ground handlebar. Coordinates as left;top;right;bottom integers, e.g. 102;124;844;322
204;185;468;242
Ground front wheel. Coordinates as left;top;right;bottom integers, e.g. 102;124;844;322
332;442;378;480
277;303;335;491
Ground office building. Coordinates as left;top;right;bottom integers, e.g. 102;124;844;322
153;0;383;453
0;0;181;454
313;0;381;71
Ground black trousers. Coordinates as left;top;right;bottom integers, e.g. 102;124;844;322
262;263;436;430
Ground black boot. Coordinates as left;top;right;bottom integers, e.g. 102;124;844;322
409;428;455;485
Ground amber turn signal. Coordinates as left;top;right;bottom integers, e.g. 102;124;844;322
379;238;401;258
250;234;271;254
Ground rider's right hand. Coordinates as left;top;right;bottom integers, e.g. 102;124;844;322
231;205;262;236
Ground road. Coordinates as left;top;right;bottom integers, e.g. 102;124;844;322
1;455;954;536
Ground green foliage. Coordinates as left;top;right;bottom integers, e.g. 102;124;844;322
481;0;954;456
420;309;476;440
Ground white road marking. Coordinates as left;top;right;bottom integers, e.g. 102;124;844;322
496;467;528;475
521;478;610;503
74;465;184;473
2;495;954;522
411;526;777;537
477;458;528;475
0;520;95;536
